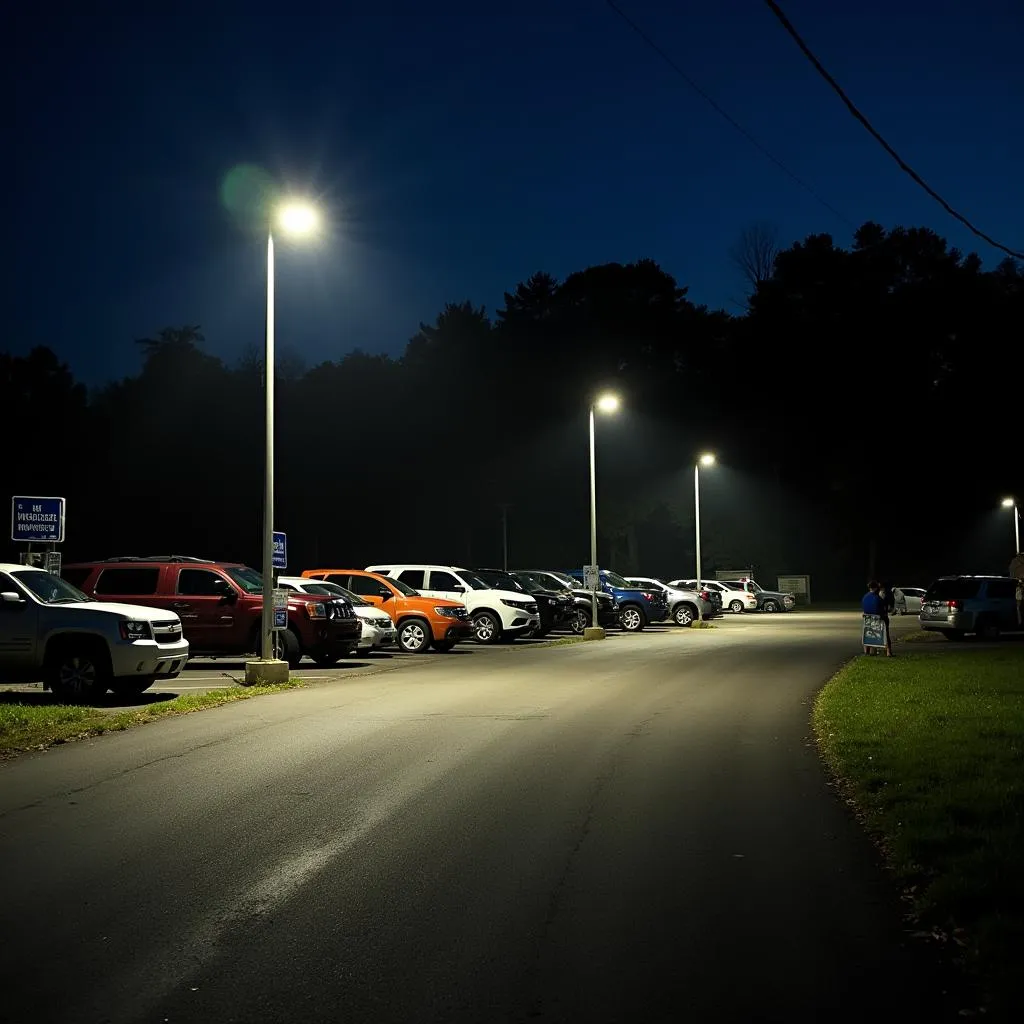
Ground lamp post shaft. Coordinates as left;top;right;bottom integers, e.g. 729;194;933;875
589;406;598;625
261;232;276;660
694;463;703;621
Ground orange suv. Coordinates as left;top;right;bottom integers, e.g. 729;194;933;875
301;569;473;653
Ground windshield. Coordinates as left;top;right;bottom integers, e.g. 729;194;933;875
384;576;418;597
477;570;525;593
549;571;580;589
304;582;365;605
459;570;492;591
13;570;90;604
745;581;763;593
603;571;632;589
512;574;544;594
226;566;265;594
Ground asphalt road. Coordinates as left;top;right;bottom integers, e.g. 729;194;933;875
0;612;963;1023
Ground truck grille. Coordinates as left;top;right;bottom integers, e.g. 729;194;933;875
329;601;354;620
152;620;183;644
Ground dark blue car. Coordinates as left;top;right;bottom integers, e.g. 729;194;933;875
563;569;668;631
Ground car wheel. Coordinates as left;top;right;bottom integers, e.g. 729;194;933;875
729;600;744;614
673;603;696;627
397;618;431;654
313;653;342;667
472;610;502;644
619;604;645;632
943;630;965;641
570;608;590;634
432;640;456;653
762;600;780;613
108;677;155;698
975;617;1000;640
46;642;110;703
276;628;303;668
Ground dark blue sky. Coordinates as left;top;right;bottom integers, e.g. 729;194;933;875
10;1;1023;386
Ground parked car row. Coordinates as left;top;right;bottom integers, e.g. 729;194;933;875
0;551;798;705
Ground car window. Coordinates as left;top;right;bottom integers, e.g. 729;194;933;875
986;580;1016;600
343;574;375;595
177;568;232;596
94;567;160;596
397;569;425;589
429;570;462;590
603;571;631;588
10;570;90;604
925;579;981;601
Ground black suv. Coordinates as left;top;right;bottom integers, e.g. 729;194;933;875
472;568;573;638
513;570;620;633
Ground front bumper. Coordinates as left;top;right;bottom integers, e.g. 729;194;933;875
357;621;398;650
308;618;363;657
443;621;476;641
110;638;190;680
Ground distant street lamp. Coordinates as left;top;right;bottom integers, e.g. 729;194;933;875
1003;497;1020;554
694;453;716;621
587;392;620;638
247;199;321;684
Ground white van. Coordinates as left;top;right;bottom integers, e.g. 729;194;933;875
364;564;539;644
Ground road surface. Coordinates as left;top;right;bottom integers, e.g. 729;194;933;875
0;613;962;1022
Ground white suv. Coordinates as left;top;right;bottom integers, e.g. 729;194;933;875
365;564;540;644
625;577;711;625
277;576;396;652
0;562;190;703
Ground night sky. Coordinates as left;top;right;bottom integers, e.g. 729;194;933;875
11;0;1024;387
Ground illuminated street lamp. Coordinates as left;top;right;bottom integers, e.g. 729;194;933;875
694;453;716;620
587;392;620;638
1003;497;1020;554
247;199;321;684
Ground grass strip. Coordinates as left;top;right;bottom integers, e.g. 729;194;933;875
0;680;306;759
814;649;1024;1019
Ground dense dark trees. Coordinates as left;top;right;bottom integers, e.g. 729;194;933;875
4;222;1021;597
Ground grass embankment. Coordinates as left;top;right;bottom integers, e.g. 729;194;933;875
815;649;1024;1018
0;680;305;759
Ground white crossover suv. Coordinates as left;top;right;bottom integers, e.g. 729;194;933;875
625;577;712;625
365;564;540;644
0;562;189;702
277;576;396;652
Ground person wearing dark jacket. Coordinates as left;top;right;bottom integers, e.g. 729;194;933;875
862;581;892;655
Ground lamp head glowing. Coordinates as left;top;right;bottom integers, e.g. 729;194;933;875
276;201;320;237
595;393;620;414
1003;497;1017;508
699;453;716;468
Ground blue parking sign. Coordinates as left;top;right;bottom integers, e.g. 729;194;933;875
11;497;66;543
273;531;287;570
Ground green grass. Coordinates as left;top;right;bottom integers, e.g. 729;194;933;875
814;649;1024;1018
0;680;305;759
690;620;716;629
900;629;945;643
532;635;589;647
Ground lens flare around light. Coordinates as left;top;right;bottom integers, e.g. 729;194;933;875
277;201;320;237
1002;497;1016;508
699;453;716;467
595;393;620;414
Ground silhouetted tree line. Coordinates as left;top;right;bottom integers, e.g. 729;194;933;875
4;222;1022;597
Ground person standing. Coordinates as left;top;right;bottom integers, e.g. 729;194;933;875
878;582;895;656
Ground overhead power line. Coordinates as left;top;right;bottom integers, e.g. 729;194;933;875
762;0;1024;261
603;0;855;229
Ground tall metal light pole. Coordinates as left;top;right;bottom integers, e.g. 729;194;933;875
694;453;716;621
588;393;620;637
247;199;320;683
1003;497;1020;554
499;504;510;570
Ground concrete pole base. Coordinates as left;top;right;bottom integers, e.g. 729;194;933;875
583;626;607;641
243;659;290;685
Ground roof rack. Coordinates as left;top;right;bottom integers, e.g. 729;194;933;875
101;555;213;563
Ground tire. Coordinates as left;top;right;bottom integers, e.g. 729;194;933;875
570;608;590;634
108;677;155;698
762;600;780;613
673;603;696;627
975;618;1000;640
313;653;342;667
432;640;456;653
397;618;431;654
45;640;111;703
533;627;550;639
729;600;744;614
943;630;965;641
472;610;502;645
619;604;646;632
274;628;303;668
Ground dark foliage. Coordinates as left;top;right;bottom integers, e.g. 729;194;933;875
4;223;1021;597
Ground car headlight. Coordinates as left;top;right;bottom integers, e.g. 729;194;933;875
305;602;328;619
373;617;393;627
119;619;153;641
502;599;532;610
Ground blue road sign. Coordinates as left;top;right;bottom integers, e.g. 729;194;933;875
273;531;287;570
11;496;66;543
274;607;288;629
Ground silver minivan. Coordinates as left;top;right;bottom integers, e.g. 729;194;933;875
919;575;1019;640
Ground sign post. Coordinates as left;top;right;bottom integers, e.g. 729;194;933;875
272;588;289;631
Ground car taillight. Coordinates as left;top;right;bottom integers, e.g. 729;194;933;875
947;599;960;611
643;592;653;600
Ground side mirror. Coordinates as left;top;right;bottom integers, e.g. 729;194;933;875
378;590;392;601
451;584;466;593
1;591;25;605
220;588;238;605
